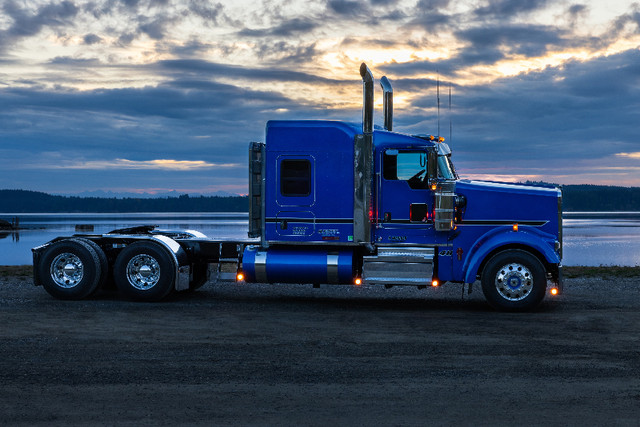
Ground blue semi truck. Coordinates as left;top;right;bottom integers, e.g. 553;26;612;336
32;64;563;311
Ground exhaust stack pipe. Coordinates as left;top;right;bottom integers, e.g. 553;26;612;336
380;76;393;131
360;63;374;134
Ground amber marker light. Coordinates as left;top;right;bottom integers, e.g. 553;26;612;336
550;287;559;296
354;277;362;286
512;223;519;232
431;279;439;287
431;183;437;191
236;272;245;282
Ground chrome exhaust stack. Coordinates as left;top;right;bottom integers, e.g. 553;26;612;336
360;63;374;134
380;76;393;131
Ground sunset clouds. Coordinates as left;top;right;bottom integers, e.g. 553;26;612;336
1;0;639;193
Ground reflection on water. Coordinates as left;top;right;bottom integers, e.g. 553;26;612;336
0;213;249;266
0;212;638;266
562;212;640;267
0;231;19;242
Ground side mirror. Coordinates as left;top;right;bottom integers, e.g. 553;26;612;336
427;146;438;189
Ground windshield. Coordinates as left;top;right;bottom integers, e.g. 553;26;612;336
438;155;457;180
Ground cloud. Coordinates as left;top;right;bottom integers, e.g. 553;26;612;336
0;0;79;52
83;33;102;45
456;24;565;58
239;18;320;37
567;4;589;28
473;0;551;19
0;79;296;120
187;0;225;24
156;59;349;85
138;16;174;40
417;49;640;174
616;153;640;159
327;0;363;17
41;158;239;170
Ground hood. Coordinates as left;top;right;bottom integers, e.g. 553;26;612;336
455;180;561;235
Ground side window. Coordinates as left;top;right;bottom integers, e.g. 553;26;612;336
280;159;311;196
383;151;429;189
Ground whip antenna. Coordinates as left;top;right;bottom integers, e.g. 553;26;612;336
437;73;440;137
449;83;452;144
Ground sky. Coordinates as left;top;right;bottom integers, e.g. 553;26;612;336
1;0;640;195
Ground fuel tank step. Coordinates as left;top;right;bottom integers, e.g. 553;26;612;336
362;247;434;286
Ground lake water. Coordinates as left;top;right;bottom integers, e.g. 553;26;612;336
1;212;638;266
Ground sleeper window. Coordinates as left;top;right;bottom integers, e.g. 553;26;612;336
280;159;311;196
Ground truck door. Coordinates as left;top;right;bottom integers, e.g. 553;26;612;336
376;149;446;245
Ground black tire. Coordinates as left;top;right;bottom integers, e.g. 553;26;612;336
38;239;103;300
113;241;175;301
71;238;109;293
481;249;547;311
188;263;210;291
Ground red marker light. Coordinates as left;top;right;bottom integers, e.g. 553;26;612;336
431;279;439;287
236;272;245;282
354;278;362;286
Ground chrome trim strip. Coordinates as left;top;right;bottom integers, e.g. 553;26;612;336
459;220;548;226
266;217;352;223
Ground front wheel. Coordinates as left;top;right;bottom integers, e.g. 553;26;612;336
113;241;176;301
481;250;547;311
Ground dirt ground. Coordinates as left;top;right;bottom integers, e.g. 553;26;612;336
1;272;639;426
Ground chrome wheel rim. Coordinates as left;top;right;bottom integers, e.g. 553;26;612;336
50;253;84;288
495;263;533;301
126;254;161;290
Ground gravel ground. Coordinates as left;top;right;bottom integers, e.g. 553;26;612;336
1;274;639;426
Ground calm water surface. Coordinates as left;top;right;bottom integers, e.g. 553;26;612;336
0;212;638;266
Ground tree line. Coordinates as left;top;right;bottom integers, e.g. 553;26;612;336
0;190;247;213
1;185;640;212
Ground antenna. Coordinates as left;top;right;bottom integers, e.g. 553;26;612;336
449;83;452;144
436;73;440;137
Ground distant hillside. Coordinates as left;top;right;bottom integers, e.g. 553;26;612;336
0;190;247;213
561;185;640;211
1;185;640;213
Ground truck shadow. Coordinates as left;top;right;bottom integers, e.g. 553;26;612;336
170;286;561;313
89;283;559;313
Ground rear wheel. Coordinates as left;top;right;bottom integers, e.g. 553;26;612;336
71;238;109;292
38;239;103;300
113;241;175;301
481;250;547;311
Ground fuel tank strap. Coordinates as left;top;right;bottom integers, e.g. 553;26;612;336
254;250;267;283
327;252;340;283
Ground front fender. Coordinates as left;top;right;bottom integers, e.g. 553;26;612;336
463;226;560;283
